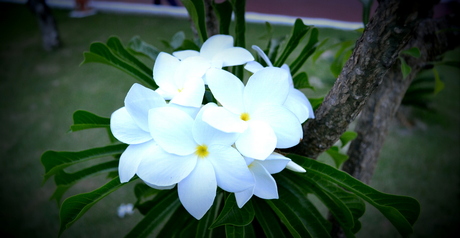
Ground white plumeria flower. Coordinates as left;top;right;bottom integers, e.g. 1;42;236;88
153;52;209;108
117;203;134;218
235;153;291;208
110;83;166;183
136;103;254;219
245;45;315;123
172;34;254;83
203;67;303;160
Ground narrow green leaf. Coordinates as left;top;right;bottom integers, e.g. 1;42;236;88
41;144;128;183
212;0;233;35
274;19;311;67
400;57;412;79
128;35;161;60
70;110;110;132
312;38;330;63
339;131;358;147
106;36;153;77
225;224;255;238
196;192;224;237
125;189;181;238
157;206;196;237
210;193;255;229
432;68;444;95
266;36;286;65
230;0;247;80
358;0;374;25
181;0;208;42
175;39;201;52
81;42;156;88
292;72;313;90
288;154;421;237
400;47;421;58
252;198;286;238
330;41;354;78
55;160;118;187
326;146;349;168
58;176;134;237
290;27;319;75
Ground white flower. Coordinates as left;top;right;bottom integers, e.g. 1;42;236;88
172;34;254;83
203;67;303;160
245;45;315;123
117;203;134;218
153;52;209;108
110;83;166;183
235;153;291;208
136;103;254;219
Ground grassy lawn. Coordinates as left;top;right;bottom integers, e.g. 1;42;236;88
1;2;458;237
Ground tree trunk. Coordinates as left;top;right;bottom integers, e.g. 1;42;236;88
343;13;460;185
291;0;440;159
27;0;61;51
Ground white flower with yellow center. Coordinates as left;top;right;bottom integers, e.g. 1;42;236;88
203;67;303;160
245;45;315;123
136;103;254;219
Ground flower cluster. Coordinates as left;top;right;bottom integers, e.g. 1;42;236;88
110;35;314;219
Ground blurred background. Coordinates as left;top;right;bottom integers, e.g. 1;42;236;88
1;0;459;237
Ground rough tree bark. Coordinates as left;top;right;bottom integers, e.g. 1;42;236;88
27;0;61;51
291;0;441;159
343;13;460;185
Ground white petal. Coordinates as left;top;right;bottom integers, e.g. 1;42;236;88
251;162;279;199
235;188;254;208
124;83;166;131
259;153;290;174
285;88;312;123
173;50;200;60
110;107;152;144
137;146;197;186
285;160;306;173
167;103;200;118
207;145;254;192
252;105;302;149
206;68;245;114
244;61;264;73
235;120;276;160
144;181;176;190
174;56;210;87
170;77;205;108
149;107;196;155
244;68;290;112
193;103;239;145
118;141;156;183
280;64;293;86
202;106;248;133
178;158;217;219
252;45;273;67
153;52;181;92
213;47;255;67
200;34;234;60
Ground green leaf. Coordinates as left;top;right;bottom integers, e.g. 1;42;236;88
181;0;208;42
225;224;255;238
55;160;118;187
330;40;354;78
82;42;157;89
157;206;196;237
41;144;128;183
339;131;358;147
70;110;110;132
400;57;412;79
432;67;444;95
359;0;374;25
210;193;255;229
326;146;349;168
288;154;421;237
252;198;287;238
175;39;201;52
196;192;224;237
309;97;324;111
312;38;330;63
401;47;421;58
274;18;311;67
290;27;319;75
268;174;332;238
170;31;186;49
106;36;153;76
230;0;247;80
125;189;181;238
292;72;313;90
128;35;161;60
212;0;233;35
58;176;134;237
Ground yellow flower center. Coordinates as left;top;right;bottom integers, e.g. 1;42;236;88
240;112;250;121
178;88;183;93
195;145;209;158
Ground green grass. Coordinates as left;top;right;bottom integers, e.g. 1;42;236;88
1;2;458;237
